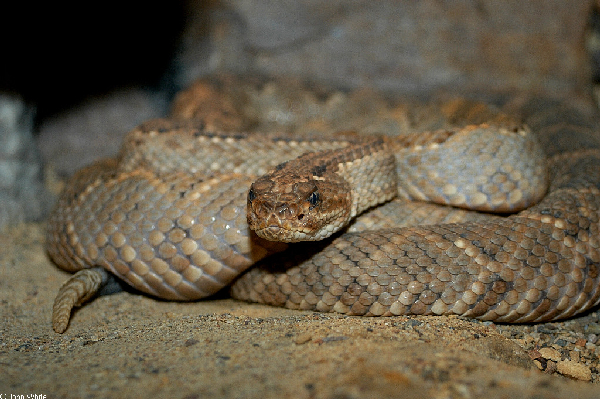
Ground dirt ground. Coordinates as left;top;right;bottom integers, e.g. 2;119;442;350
0;223;599;399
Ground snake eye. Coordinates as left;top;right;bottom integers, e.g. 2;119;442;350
307;191;320;209
248;188;256;202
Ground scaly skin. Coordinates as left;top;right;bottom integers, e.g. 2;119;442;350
235;150;600;322
46;76;600;332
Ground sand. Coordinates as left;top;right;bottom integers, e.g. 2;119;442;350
2;223;599;398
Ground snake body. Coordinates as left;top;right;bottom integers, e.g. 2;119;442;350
47;76;600;333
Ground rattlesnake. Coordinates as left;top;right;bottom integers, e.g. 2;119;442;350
47;76;600;333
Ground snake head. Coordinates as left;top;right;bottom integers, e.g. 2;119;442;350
247;171;352;242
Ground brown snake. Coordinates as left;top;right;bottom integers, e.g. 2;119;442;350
47;76;600;333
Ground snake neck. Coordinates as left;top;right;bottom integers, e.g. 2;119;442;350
247;137;398;242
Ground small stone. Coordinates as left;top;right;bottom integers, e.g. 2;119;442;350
586;323;600;334
556;360;592;381
545;360;557;374
569;350;580;363
528;349;541;360
184;338;199;347
538;347;562;361
585;342;596;350
294;333;312;345
575;338;586;347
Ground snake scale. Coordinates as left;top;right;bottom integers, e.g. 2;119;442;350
47;76;600;333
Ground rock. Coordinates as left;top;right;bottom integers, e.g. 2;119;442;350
556;360;592;381
37;89;167;177
176;1;594;97
538;347;562;361
0;94;51;229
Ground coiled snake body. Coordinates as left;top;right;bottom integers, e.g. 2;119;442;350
47;76;600;333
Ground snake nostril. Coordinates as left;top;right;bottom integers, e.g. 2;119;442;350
298;214;304;220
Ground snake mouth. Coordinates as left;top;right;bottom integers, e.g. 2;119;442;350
267;225;281;234
254;225;285;242
255;223;315;243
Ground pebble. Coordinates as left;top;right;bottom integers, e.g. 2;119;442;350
569;351;580;363
294;333;313;345
585;342;596;351
556;360;592;381
538;347;561;361
545;360;558;374
586;323;600;334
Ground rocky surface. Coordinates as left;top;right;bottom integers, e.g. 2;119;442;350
37;89;167;178
176;1;594;97
0;95;50;230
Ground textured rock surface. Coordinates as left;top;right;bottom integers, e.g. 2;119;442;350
175;0;594;96
0;95;50;230
37;89;167;177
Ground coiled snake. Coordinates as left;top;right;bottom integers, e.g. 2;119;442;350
47;76;600;333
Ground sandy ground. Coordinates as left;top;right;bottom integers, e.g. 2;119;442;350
2;223;600;399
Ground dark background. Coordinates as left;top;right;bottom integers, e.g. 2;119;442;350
0;2;186;120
